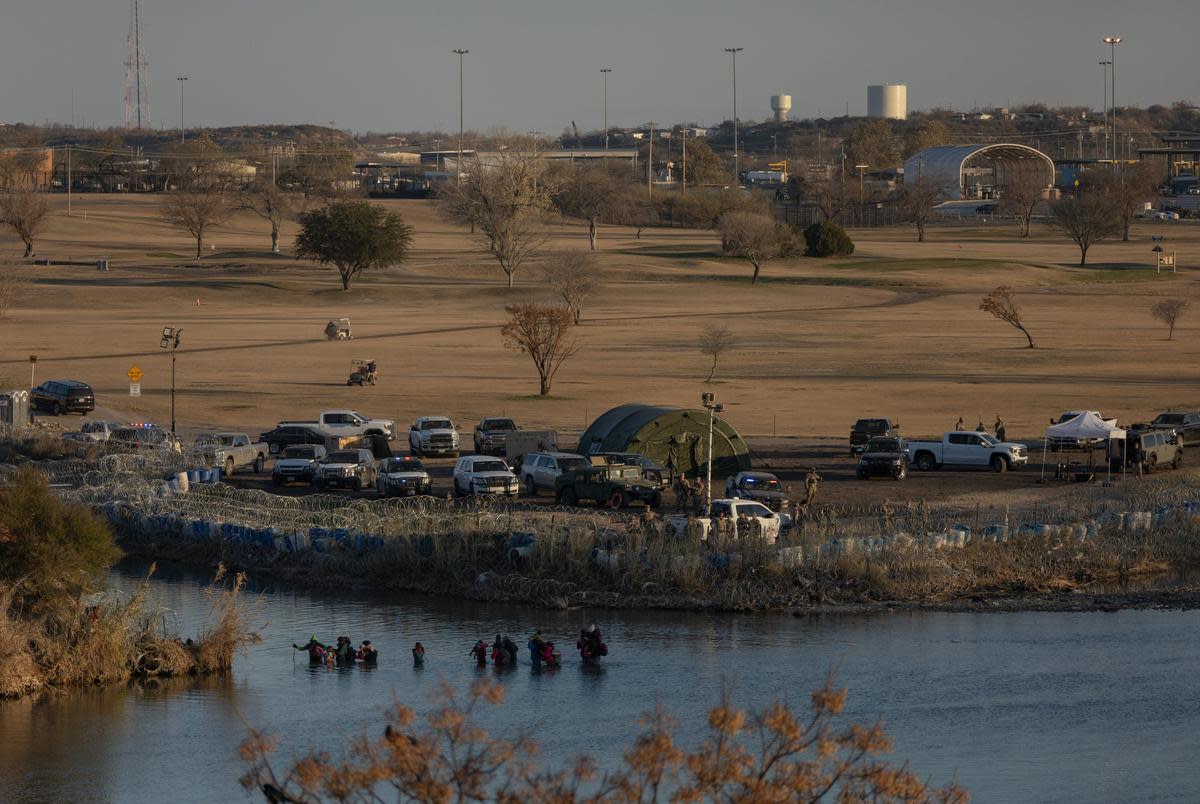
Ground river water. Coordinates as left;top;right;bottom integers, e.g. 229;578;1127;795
1;566;1197;803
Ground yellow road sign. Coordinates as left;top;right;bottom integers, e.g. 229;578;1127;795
127;365;144;383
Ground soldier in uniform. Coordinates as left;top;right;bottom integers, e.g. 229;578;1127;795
804;467;821;508
994;416;1007;442
673;474;690;512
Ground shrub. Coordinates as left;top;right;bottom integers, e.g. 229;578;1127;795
802;220;855;257
0;466;121;603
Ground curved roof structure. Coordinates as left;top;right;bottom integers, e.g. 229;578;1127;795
904;144;1055;200
577;404;751;478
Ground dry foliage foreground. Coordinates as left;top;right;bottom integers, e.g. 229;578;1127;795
240;676;967;803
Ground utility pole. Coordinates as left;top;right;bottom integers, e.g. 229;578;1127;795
160;327;182;435
1099;60;1110;160
647;122;654;199
66;146;72;217
680;129;687;194
454;49;468;181
724;47;743;181
1103;36;1122;169
702;392;724;512
176;76;188;143
601;68;612;150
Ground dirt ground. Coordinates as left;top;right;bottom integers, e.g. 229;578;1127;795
2;194;1198;509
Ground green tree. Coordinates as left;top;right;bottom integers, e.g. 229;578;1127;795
295;201;414;291
844;120;898;171
902;120;947;159
0;467;121;603
680;137;733;185
802;221;855;257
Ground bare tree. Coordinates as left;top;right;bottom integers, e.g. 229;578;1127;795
500;303;578;395
1051;195;1120;266
0;266;24;319
979;286;1035;348
1150;298;1189;341
0;190;49;258
239;178;295;253
160;191;233;260
1097;162;1161;241
540;250;599;324
718;210;793;283
898;177;942;242
698;325;735;382
797;175;848;223
552;165;621;251
1000;171;1047;237
441;140;555;288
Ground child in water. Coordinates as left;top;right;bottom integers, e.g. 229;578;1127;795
412;642;425;665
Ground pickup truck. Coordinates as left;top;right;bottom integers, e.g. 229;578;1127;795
194;432;270;475
666;499;786;545
409;416;461;457
63;419;122;444
275;411;395;442
907;432;1028;473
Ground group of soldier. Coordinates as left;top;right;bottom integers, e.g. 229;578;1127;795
956;415;1007;442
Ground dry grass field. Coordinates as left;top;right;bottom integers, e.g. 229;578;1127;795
1;194;1198;507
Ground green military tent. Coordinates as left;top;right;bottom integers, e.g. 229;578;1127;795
577;404;751;479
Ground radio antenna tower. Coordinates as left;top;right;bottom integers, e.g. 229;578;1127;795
124;0;148;130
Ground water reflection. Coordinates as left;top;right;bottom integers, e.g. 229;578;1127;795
1;564;1198;803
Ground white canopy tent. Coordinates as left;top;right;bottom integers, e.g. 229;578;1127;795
1041;412;1127;482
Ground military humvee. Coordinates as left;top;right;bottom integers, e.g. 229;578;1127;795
554;464;662;509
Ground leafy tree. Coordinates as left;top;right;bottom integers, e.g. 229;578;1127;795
844;119;897;170
698;325;735;382
1150;298;1189;340
295;201;414;290
501;303;578;395
1051;195;1120;266
679;137;733;186
0;189;49;257
540;250;599;324
718;210;794;283
802;221;855;257
902;120;948;159
980;285;1035;348
0;467;121;604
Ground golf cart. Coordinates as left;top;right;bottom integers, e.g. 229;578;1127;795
348;359;378;386
324;318;353;340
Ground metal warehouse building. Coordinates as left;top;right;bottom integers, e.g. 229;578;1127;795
904;144;1055;200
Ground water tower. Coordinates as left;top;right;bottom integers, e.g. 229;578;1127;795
770;94;792;123
867;84;907;120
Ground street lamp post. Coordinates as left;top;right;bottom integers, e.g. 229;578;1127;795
160;327;182;434
1103;36;1121;169
856;164;868;224
701;393;724;512
601;68;612;150
680;129;687;193
1098;60;1111;160
453;50;468;180
724;47;743;181
176;76;188;144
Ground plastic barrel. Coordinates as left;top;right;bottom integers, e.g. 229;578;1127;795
174;472;190;493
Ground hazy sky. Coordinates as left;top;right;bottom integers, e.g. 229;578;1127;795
2;0;1196;134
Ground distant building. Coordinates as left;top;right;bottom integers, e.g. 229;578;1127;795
904;144;1055;200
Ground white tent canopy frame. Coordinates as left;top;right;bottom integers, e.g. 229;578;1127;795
1041;411;1127;482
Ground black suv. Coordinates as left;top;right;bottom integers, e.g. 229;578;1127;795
1148;411;1200;448
259;424;329;454
849;418;898;455
32;380;95;415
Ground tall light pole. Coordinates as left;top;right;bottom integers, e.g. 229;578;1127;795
160;327;182;434
601;68;612;150
724;47;743;181
856;163;868;206
1103;36;1121;169
701;392;724;512
1099;60;1111;160
453;50;468;180
176;76;188;143
679;129;687;193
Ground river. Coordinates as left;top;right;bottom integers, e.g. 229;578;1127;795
1;565;1197;803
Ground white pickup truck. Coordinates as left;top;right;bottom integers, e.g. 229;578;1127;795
276;410;396;442
667;499;787;545
194;432;270;475
907;431;1028;473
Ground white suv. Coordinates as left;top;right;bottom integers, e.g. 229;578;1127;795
409;416;460;457
519;451;589;496
452;455;518;498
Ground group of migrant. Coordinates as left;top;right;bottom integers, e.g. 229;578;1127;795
293;635;381;667
472;625;608;669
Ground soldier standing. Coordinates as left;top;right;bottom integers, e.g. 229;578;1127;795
994;415;1006;442
804;467;821;508
955;417;965;431
673;474;690;512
